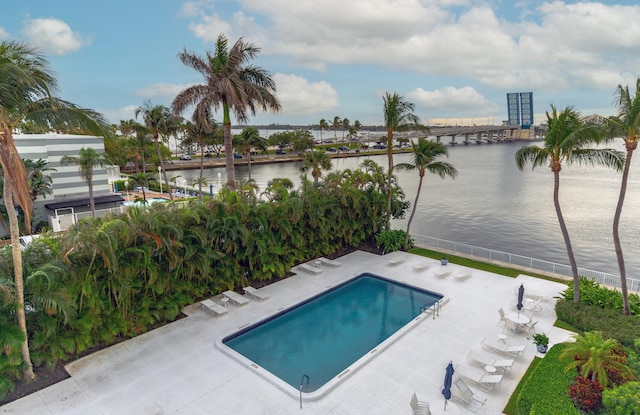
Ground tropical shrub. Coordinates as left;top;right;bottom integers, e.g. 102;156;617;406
375;229;412;253
561;277;640;315
555;300;640;347
602;381;640;415
568;376;603;413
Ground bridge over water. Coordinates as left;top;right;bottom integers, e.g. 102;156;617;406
361;125;546;145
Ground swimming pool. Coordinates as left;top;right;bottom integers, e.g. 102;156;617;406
219;273;443;400
123;197;168;207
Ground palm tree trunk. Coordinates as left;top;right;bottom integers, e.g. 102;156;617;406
553;171;580;303
405;173;423;247
613;149;633;315
155;140;173;200
198;145;205;198
3;183;35;380
88;180;96;217
246;150;252;181
386;129;394;230
222;105;235;189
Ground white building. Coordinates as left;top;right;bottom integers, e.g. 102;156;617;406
12;134;124;232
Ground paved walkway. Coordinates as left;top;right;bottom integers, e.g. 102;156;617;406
1;251;573;414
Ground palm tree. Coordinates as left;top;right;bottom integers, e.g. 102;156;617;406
515;105;625;303
382;92;423;229
172;34;281;189
319;119;329;142
135;101;173;200
0;40;108;380
332;116;341;139
61;147;108;217
300;150;332;183
559;331;632;388
23;158;55;201
183;110;219;197
395;138;457;247
609;79;640;316
233;127;266;180
341;118;350;140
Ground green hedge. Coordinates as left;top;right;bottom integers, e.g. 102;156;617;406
507;343;579;415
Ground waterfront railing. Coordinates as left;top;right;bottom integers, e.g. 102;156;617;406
412;234;640;294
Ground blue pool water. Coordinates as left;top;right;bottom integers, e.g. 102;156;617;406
223;274;442;393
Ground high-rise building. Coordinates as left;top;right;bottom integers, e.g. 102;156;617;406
507;92;534;129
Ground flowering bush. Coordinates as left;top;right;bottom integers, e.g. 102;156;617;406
568;376;603;413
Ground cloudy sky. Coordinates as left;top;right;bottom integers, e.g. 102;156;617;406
2;0;640;126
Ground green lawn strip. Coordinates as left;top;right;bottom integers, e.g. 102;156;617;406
503;343;579;415
408;247;556;280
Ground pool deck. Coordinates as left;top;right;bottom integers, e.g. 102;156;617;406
1;250;574;415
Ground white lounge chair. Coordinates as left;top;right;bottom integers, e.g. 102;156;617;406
434;268;452;278
201;299;228;317
299;263;322;274
481;337;526;356
452;270;471;281
466;351;514;372
243;286;270;301
450;377;487;413
223;290;250;306
454;365;503;391
410;392;430;415
412;261;431;272
318;257;342;267
387;257;405;266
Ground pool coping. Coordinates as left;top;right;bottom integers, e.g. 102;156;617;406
215;273;449;402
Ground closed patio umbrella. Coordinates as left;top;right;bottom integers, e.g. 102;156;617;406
517;284;525;315
442;361;454;410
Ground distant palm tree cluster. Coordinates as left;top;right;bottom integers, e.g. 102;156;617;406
317;116;362;142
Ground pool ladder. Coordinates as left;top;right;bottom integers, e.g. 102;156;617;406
299;374;309;409
420;300;441;319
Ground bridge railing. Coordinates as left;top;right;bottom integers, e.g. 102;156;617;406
412;234;640;293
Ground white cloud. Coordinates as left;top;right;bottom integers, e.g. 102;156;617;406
22;18;91;55
100;105;139;124
135;82;194;100
0;27;10;40
407;86;500;115
272;73;338;115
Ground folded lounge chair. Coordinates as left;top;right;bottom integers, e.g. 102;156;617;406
452;270;471;281
223;290;250;306
450;377;487;413
243;286;270;301
387;257;405;266
481;337;526;357
412;261;431;272
410;392;430;415
434;268;452;278
454;365;503;391
201;298;228;317
466;351;514;372
318;257;342;267
299;263;322;274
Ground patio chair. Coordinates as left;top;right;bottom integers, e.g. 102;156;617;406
410;391;430;415
201;298;228;317
450;377;487;413
243;286;270;301
454;365;503;391
466;351;514;372
223;290;250;306
412;261;431;272
498;307;506;326
525;298;543;313
299;263;322;274
387;257;405;266
481;337;526;357
318;257;342;267
522;320;538;335
452;270;471;281
434;268;452;278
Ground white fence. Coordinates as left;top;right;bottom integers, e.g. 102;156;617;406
412;234;640;294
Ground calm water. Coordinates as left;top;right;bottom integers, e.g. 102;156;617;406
171;139;640;279
223;274;441;391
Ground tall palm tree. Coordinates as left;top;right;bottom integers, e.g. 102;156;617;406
61;147;108;217
300;150;332;183
515;105;625;303
173;34;281;189
135;101;173;200
382;92;423;229
0;40;108;380
395;138;457;247
609;79;640;316
341;118;350;140
319;119;329;142
23;158;56;201
233;127;266;180
332;116;341;139
559;331;632;388
183;110;219;197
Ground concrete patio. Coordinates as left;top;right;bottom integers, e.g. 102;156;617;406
1;250;574;414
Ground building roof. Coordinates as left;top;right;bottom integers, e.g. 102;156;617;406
44;194;124;210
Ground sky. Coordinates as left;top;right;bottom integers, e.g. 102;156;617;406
2;0;640;127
